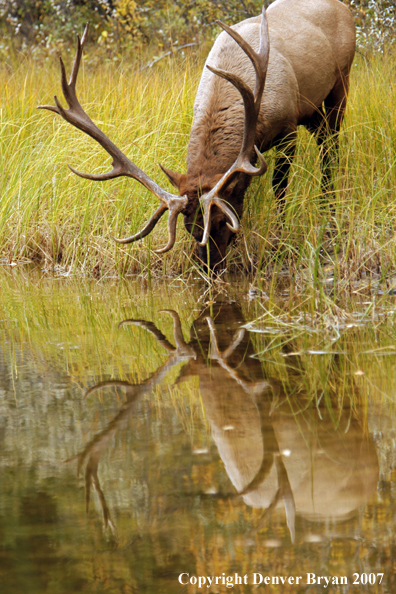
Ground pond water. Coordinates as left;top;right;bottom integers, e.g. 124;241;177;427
0;269;395;593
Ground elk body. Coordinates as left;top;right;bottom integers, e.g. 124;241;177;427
40;0;355;272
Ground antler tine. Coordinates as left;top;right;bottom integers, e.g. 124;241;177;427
113;204;168;244
206;316;270;397
58;24;87;110
69;25;88;90
206;316;245;363
85;380;135;399
160;309;190;350
200;195;241;245
91;465;117;535
215;7;269;163
113;195;186;253
199;7;270;246
119;318;176;352
216;13;269;102
38;24;187;253
153;205;180;253
206;67;267;174
119;312;195;359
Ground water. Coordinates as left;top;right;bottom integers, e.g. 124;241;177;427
0;269;395;593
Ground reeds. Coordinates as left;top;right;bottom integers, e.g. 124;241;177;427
1;46;395;285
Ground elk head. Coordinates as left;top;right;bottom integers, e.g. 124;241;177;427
38;10;269;272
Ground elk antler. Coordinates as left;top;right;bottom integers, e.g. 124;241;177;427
38;24;187;253
199;7;270;246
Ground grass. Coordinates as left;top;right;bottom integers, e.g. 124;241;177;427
0;44;395;288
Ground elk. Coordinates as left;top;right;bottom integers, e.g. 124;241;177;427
39;0;355;271
73;304;378;542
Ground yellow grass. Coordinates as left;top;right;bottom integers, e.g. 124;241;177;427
1;46;395;286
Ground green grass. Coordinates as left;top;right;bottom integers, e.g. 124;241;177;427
1;46;395;286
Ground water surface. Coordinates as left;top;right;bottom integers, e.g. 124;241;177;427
0;269;395;593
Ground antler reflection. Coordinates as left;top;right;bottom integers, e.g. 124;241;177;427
71;302;379;546
205;315;295;542
70;310;195;531
73;307;296;540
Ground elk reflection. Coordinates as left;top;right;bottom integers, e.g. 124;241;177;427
74;302;378;542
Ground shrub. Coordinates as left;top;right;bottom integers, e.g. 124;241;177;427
1;0;394;59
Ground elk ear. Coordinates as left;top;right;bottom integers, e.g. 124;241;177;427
159;164;182;190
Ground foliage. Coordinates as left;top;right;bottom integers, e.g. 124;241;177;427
1;0;395;58
0;0;270;58
0;0;109;54
348;0;396;51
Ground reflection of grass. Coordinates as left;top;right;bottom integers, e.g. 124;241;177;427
1;267;396;414
0;269;208;480
0;270;395;584
0;269;197;388
246;287;396;416
1;48;395;282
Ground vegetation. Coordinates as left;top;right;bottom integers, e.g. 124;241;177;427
1;0;395;58
1;3;395;587
1;43;395;285
0;1;395;286
351;0;396;51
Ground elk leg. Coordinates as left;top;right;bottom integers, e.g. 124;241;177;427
272;134;296;218
316;77;349;210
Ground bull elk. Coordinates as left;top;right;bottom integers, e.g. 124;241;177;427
39;0;355;271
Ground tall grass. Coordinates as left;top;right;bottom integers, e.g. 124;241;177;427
243;49;396;288
0;51;198;275
1;46;395;284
